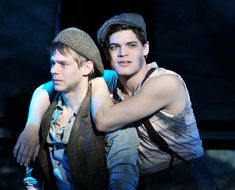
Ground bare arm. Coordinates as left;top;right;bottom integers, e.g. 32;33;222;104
13;81;53;166
91;75;186;132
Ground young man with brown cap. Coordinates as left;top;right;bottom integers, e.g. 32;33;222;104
13;25;139;190
14;13;216;189
21;27;108;190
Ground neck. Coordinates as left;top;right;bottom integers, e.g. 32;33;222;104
61;80;89;111
118;65;148;97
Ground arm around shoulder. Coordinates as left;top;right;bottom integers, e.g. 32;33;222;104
90;77;115;131
91;74;185;132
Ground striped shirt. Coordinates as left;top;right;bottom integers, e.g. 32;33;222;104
105;62;204;174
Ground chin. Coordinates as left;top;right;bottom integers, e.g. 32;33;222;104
53;86;64;92
117;70;132;76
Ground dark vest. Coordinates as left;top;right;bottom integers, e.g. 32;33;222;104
37;85;108;190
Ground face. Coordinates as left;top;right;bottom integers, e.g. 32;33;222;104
50;49;85;93
108;29;149;77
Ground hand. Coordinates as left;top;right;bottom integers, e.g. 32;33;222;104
13;124;40;166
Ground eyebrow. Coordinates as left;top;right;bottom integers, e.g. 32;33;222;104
50;58;70;65
109;40;139;46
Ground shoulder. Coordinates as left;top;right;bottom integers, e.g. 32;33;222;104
145;73;183;92
90;77;106;85
90;77;108;92
139;73;186;108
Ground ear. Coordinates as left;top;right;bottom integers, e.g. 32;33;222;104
82;60;94;76
143;41;149;57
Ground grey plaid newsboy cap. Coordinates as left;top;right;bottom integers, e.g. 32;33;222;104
97;13;147;46
53;27;104;77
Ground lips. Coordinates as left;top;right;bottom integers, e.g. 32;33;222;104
118;60;131;67
53;79;62;85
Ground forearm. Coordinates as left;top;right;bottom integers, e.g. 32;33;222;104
93;101;139;132
26;81;53;129
91;78;137;131
91;78;116;131
13;81;53;166
92;75;182;132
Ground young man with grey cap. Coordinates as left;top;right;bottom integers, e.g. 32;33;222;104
14;13;216;189
22;27;108;190
91;12;216;189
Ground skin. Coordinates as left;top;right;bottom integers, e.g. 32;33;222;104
13;49;93;166
91;29;186;131
13;29;187;166
13;84;51;165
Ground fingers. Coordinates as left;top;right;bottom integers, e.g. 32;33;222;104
13;139;28;165
24;147;35;167
16;144;39;166
16;145;29;166
12;127;40;166
14;142;32;166
19;145;38;167
13;139;21;157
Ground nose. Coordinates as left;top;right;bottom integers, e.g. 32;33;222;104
50;63;59;75
118;46;127;57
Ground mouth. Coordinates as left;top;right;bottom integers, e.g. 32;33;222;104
118;60;131;67
53;79;62;85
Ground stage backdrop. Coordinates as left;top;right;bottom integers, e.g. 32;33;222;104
0;1;54;134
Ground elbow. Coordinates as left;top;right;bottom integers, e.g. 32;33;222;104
94;118;109;132
93;109;111;132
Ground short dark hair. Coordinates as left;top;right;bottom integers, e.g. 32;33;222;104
102;24;148;61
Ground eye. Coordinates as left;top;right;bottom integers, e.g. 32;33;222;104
109;44;118;51
128;43;138;48
60;62;67;67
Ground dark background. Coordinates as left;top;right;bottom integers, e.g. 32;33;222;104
0;0;235;141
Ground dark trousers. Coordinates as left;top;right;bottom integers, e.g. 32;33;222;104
138;155;217;190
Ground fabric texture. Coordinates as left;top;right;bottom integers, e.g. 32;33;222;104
105;127;139;190
53;27;104;77
34;85;108;190
97;13;147;46
136;62;204;174
105;62;215;189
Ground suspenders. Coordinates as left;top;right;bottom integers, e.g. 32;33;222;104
141;68;188;169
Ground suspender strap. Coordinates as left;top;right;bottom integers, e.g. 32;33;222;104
141;68;156;86
141;67;188;169
142;119;188;169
